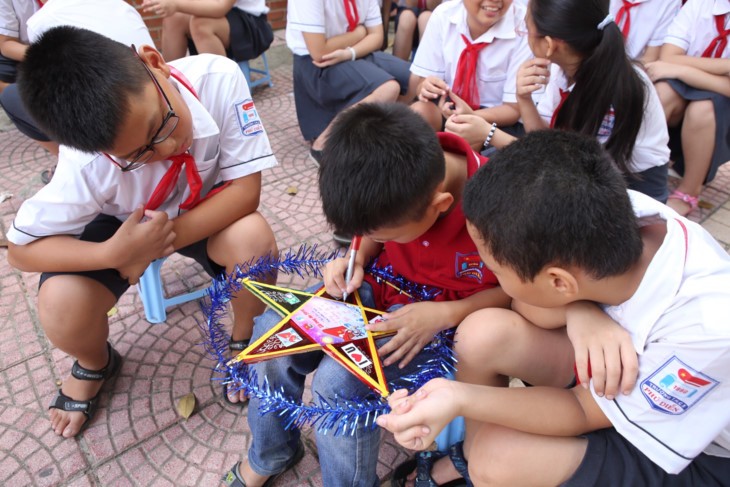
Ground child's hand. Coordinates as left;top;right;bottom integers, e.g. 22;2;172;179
418;76;449;103
313;49;352;68
367;301;452;368
141;0;177;17
439;89;473;119
516;57;550;98
323;256;364;298
566;301;639;399
644;61;680;83
376;378;460;451
110;207;176;284
445;114;490;150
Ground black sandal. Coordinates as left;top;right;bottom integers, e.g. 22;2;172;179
222;439;305;486
391;449;467;487
223;338;250;405
48;342;122;433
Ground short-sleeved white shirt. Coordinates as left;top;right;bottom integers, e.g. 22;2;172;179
0;0;41;44
609;0;681;59
234;0;269;17
7;54;277;245
286;0;383;56
410;0;532;106
593;190;730;474
536;65;669;173
664;0;730;57
26;0;153;46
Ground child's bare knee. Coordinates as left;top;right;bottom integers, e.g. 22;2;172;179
455;309;520;359
684;99;715;129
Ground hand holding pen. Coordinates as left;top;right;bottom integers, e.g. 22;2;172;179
342;235;362;302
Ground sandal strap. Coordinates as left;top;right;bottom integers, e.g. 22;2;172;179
448;441;472;486
71;343;121;381
414;450;447;486
48;389;96;418
221;461;248;487
229;338;250;352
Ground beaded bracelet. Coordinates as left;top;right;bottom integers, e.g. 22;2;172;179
483;122;498;150
347;46;356;61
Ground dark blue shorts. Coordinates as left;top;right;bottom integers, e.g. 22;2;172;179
0;83;52;141
38;214;224;299
562;428;730;487
0;54;18;83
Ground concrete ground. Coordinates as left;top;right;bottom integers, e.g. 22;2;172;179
1;30;730;487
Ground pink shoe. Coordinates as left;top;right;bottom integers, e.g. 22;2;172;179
667;190;699;216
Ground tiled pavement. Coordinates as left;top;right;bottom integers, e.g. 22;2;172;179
1;31;730;487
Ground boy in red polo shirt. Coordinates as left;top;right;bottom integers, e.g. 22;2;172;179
225;102;509;487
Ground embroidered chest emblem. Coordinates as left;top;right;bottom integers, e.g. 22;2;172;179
640;356;719;415
454;252;484;282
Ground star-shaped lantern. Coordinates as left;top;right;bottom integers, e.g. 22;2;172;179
228;280;397;397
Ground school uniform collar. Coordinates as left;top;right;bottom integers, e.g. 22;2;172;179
168;72;220;141
450;3;518;43
603;191;686;352
712;0;730;16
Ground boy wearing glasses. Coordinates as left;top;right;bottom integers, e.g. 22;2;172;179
6;26;277;438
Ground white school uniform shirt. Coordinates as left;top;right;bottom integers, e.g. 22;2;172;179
664;0;730;57
0;0;41;44
234;0;269;17
410;0;532;107
609;0;681;59
26;0;153;46
7;54;277;246
286;0;383;56
536;65;669;173
593;190;730;474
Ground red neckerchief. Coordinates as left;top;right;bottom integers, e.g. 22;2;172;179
702;14;729;58
615;0;639;38
417;0;427;9
452;35;490;110
344;0;359;32
550;88;570;129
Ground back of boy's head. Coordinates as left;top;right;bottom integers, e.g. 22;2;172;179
318;102;445;236
463;130;642;282
18;26;149;152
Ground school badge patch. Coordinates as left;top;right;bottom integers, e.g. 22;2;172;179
234;99;264;137
640;356;718;415
454;252;485;282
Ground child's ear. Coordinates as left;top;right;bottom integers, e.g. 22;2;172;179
544;35;557;58
544;266;579;297
137;45;170;77
431;191;454;213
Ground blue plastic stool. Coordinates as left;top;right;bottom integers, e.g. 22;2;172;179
238;52;273;89
137;257;210;324
434;371;466;451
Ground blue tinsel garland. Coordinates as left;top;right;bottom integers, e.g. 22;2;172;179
199;244;456;435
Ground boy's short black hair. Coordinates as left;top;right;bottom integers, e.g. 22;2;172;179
463;130;642;281
318;102;445;235
17;26;149;152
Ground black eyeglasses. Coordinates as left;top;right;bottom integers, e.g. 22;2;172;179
110;46;180;172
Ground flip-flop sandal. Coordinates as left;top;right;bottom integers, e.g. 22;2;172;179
222;439;306;487
48;342;123;434
223;338;250;405
668;190;699;216
390;449;467;487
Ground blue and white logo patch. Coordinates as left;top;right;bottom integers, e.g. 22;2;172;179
640;356;718;415
234;99;264;137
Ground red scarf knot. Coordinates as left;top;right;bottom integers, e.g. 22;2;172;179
452;34;489;111
615;0;639;38
344;0;359;32
144;152;203;212
702;14;729;58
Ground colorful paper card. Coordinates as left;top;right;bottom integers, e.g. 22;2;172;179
228;280;396;397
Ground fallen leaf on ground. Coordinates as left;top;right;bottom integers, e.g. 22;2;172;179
177;392;197;419
285;186;298;195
